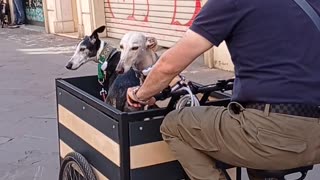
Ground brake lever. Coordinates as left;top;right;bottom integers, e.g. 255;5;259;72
216;78;234;92
154;86;172;101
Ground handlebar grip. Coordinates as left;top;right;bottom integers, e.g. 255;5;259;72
154;86;172;101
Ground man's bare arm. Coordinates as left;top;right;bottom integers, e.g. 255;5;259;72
135;29;213;101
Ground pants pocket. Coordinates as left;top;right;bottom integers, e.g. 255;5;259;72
188;126;220;152
257;128;307;153
183;107;221;152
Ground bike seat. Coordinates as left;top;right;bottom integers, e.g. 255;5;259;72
215;161;313;180
215;160;235;169
247;165;313;179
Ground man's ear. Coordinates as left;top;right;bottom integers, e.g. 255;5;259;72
146;36;158;52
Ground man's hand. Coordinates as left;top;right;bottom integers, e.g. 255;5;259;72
127;87;156;108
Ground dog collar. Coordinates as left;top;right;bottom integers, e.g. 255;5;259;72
141;66;153;76
96;41;105;61
140;52;159;76
97;43;117;85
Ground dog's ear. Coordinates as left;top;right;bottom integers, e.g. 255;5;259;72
94;25;106;34
90;25;106;43
91;25;106;36
146;36;158;52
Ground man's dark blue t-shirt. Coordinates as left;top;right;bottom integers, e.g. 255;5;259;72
190;0;320;105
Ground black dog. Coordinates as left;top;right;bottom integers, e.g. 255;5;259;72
106;68;141;112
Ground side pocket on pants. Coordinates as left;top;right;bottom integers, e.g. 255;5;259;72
257;128;307;153
187;121;220;152
184;107;221;152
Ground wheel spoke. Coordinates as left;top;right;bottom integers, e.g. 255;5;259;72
77;170;82;180
68;164;73;179
66;164;72;179
62;165;67;180
72;166;77;180
75;168;80;180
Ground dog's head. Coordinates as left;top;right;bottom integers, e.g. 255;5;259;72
115;32;158;74
65;25;106;70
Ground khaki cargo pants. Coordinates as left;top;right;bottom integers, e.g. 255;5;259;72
160;102;320;180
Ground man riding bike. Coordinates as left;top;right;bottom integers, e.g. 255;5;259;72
127;0;320;179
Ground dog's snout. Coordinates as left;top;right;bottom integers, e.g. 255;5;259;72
66;63;73;70
115;62;125;74
116;66;124;74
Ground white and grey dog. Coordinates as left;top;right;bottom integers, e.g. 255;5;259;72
115;32;159;83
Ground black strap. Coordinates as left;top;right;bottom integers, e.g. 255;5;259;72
293;0;320;32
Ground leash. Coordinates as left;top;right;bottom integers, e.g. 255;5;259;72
100;88;108;102
97;43;118;102
134;52;159;83
97;47;117;84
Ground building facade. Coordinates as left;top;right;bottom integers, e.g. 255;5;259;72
7;0;234;71
105;0;201;47
6;0;45;26
25;0;45;26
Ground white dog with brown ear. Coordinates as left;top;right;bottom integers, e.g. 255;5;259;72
115;32;158;80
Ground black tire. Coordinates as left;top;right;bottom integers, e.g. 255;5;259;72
59;152;97;180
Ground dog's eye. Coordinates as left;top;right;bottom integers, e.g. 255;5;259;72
131;47;139;51
79;47;85;51
119;45;123;49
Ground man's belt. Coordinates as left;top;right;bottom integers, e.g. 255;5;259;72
244;103;320;118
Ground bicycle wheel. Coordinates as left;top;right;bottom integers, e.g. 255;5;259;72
59;152;97;180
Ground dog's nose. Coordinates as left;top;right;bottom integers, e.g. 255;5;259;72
65;63;73;70
116;68;124;74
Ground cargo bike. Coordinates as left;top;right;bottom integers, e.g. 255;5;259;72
55;75;313;180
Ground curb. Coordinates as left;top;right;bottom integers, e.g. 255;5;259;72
19;25;46;33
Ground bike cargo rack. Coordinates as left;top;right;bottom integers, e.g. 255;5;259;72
56;75;233;180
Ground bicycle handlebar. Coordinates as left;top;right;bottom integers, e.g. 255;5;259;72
154;78;234;101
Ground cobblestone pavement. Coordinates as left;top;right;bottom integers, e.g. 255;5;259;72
0;27;94;180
